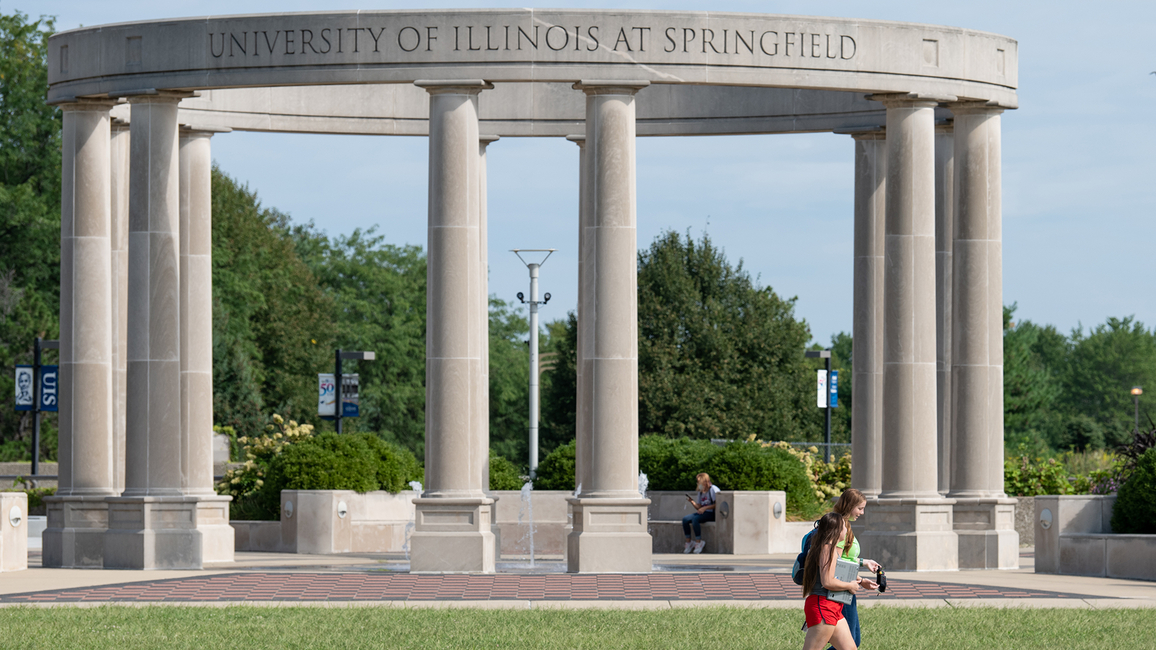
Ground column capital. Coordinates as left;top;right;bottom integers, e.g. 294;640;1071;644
414;79;493;95
111;116;130;132
935;119;954;135
112;89;197;104
53;98;117;111
867;92;954;108
572;80;650;95
180;124;232;139
479;134;500;147
947;100;1006;116
838;127;885;141
566;134;586;147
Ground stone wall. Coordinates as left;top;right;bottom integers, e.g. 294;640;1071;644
1015;497;1034;547
1033;494;1156;581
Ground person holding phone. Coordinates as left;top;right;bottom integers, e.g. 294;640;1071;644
682;473;720;554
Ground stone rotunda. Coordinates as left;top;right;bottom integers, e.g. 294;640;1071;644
45;9;1017;572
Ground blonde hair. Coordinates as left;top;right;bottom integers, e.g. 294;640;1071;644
696;473;712;492
832;488;866;550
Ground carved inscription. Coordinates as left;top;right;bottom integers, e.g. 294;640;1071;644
208;22;857;61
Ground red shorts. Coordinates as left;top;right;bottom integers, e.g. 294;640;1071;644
804;594;844;627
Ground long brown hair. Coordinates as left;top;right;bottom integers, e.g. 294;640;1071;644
802;512;847;597
832;488;866;551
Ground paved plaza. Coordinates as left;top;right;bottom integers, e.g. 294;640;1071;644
3;549;1152;608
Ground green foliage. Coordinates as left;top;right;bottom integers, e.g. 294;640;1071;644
489;453;525;491
0;11;60;458
291;225;427;453
486;297;530;463
636;435;820;517
540;313;577;454
532;440;576;490
637;231;814;442
1111;448;1156;534
217;415;317;520
265;433;380;495
363;435;425;494
211;170;335;438
637;435;719;492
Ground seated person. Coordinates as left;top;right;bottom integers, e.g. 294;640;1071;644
682;473;720;554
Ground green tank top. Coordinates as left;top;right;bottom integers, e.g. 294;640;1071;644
836;536;860;562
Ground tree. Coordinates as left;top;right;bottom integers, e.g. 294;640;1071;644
291;224;427;454
211;168;335;438
1002;304;1065;452
636;230;815;441
1063;317;1156;446
487;296;530;464
0;11;60;459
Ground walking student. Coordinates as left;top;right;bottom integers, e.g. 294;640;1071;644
682;473;720;553
801;512;877;650
830;489;880;647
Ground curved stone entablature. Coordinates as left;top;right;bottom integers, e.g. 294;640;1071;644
48;9;1018;113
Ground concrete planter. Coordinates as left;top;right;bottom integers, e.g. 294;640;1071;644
232;489;799;557
0;492;27;571
234;490;419;554
1034;495;1156;581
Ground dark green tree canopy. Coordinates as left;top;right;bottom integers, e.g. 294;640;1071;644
637;230;814;441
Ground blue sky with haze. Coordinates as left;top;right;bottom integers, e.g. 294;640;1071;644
26;1;1156;344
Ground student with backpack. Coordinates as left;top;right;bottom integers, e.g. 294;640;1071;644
793;489;880;648
800;512;875;649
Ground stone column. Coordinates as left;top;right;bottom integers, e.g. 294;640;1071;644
110;118;130;494
948;102;1017;569
849;130;885;500
935;123;954;495
566;134;593;498
43;100;118;568
857;94;957;572
477;134;498;496
103;92;218;570
410;80;495;573
567;81;652;574
178;126;235;562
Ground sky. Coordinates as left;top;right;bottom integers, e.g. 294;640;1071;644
23;1;1156;345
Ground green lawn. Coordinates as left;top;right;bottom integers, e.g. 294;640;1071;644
0;605;1141;649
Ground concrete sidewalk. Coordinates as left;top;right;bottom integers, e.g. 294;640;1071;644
2;548;1152;608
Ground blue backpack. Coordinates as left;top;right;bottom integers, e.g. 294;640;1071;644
791;525;817;586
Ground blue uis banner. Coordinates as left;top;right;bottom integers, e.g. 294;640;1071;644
39;365;59;412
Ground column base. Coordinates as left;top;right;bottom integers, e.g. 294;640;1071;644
567;498;652;573
410;497;495;573
952;498;1019;569
856;497;958;571
42;494;114;568
103;494;233;569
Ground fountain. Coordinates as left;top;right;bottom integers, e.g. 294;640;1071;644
517;480;536;568
402;481;422;562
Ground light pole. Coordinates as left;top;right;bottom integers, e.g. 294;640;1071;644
1132;386;1143;433
512;249;555;478
805;349;834;462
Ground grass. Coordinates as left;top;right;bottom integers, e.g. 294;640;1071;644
0;605;1145;649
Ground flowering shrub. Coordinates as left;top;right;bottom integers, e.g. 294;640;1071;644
216;414;316;520
763;440;851;501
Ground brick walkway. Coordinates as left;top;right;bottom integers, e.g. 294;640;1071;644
0;572;1089;604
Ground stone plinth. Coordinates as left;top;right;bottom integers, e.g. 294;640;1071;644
42;495;108;568
103;495;232;569
567;498;651;573
0;493;28;571
953;498;1018;569
856;498;959;571
410;498;496;573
